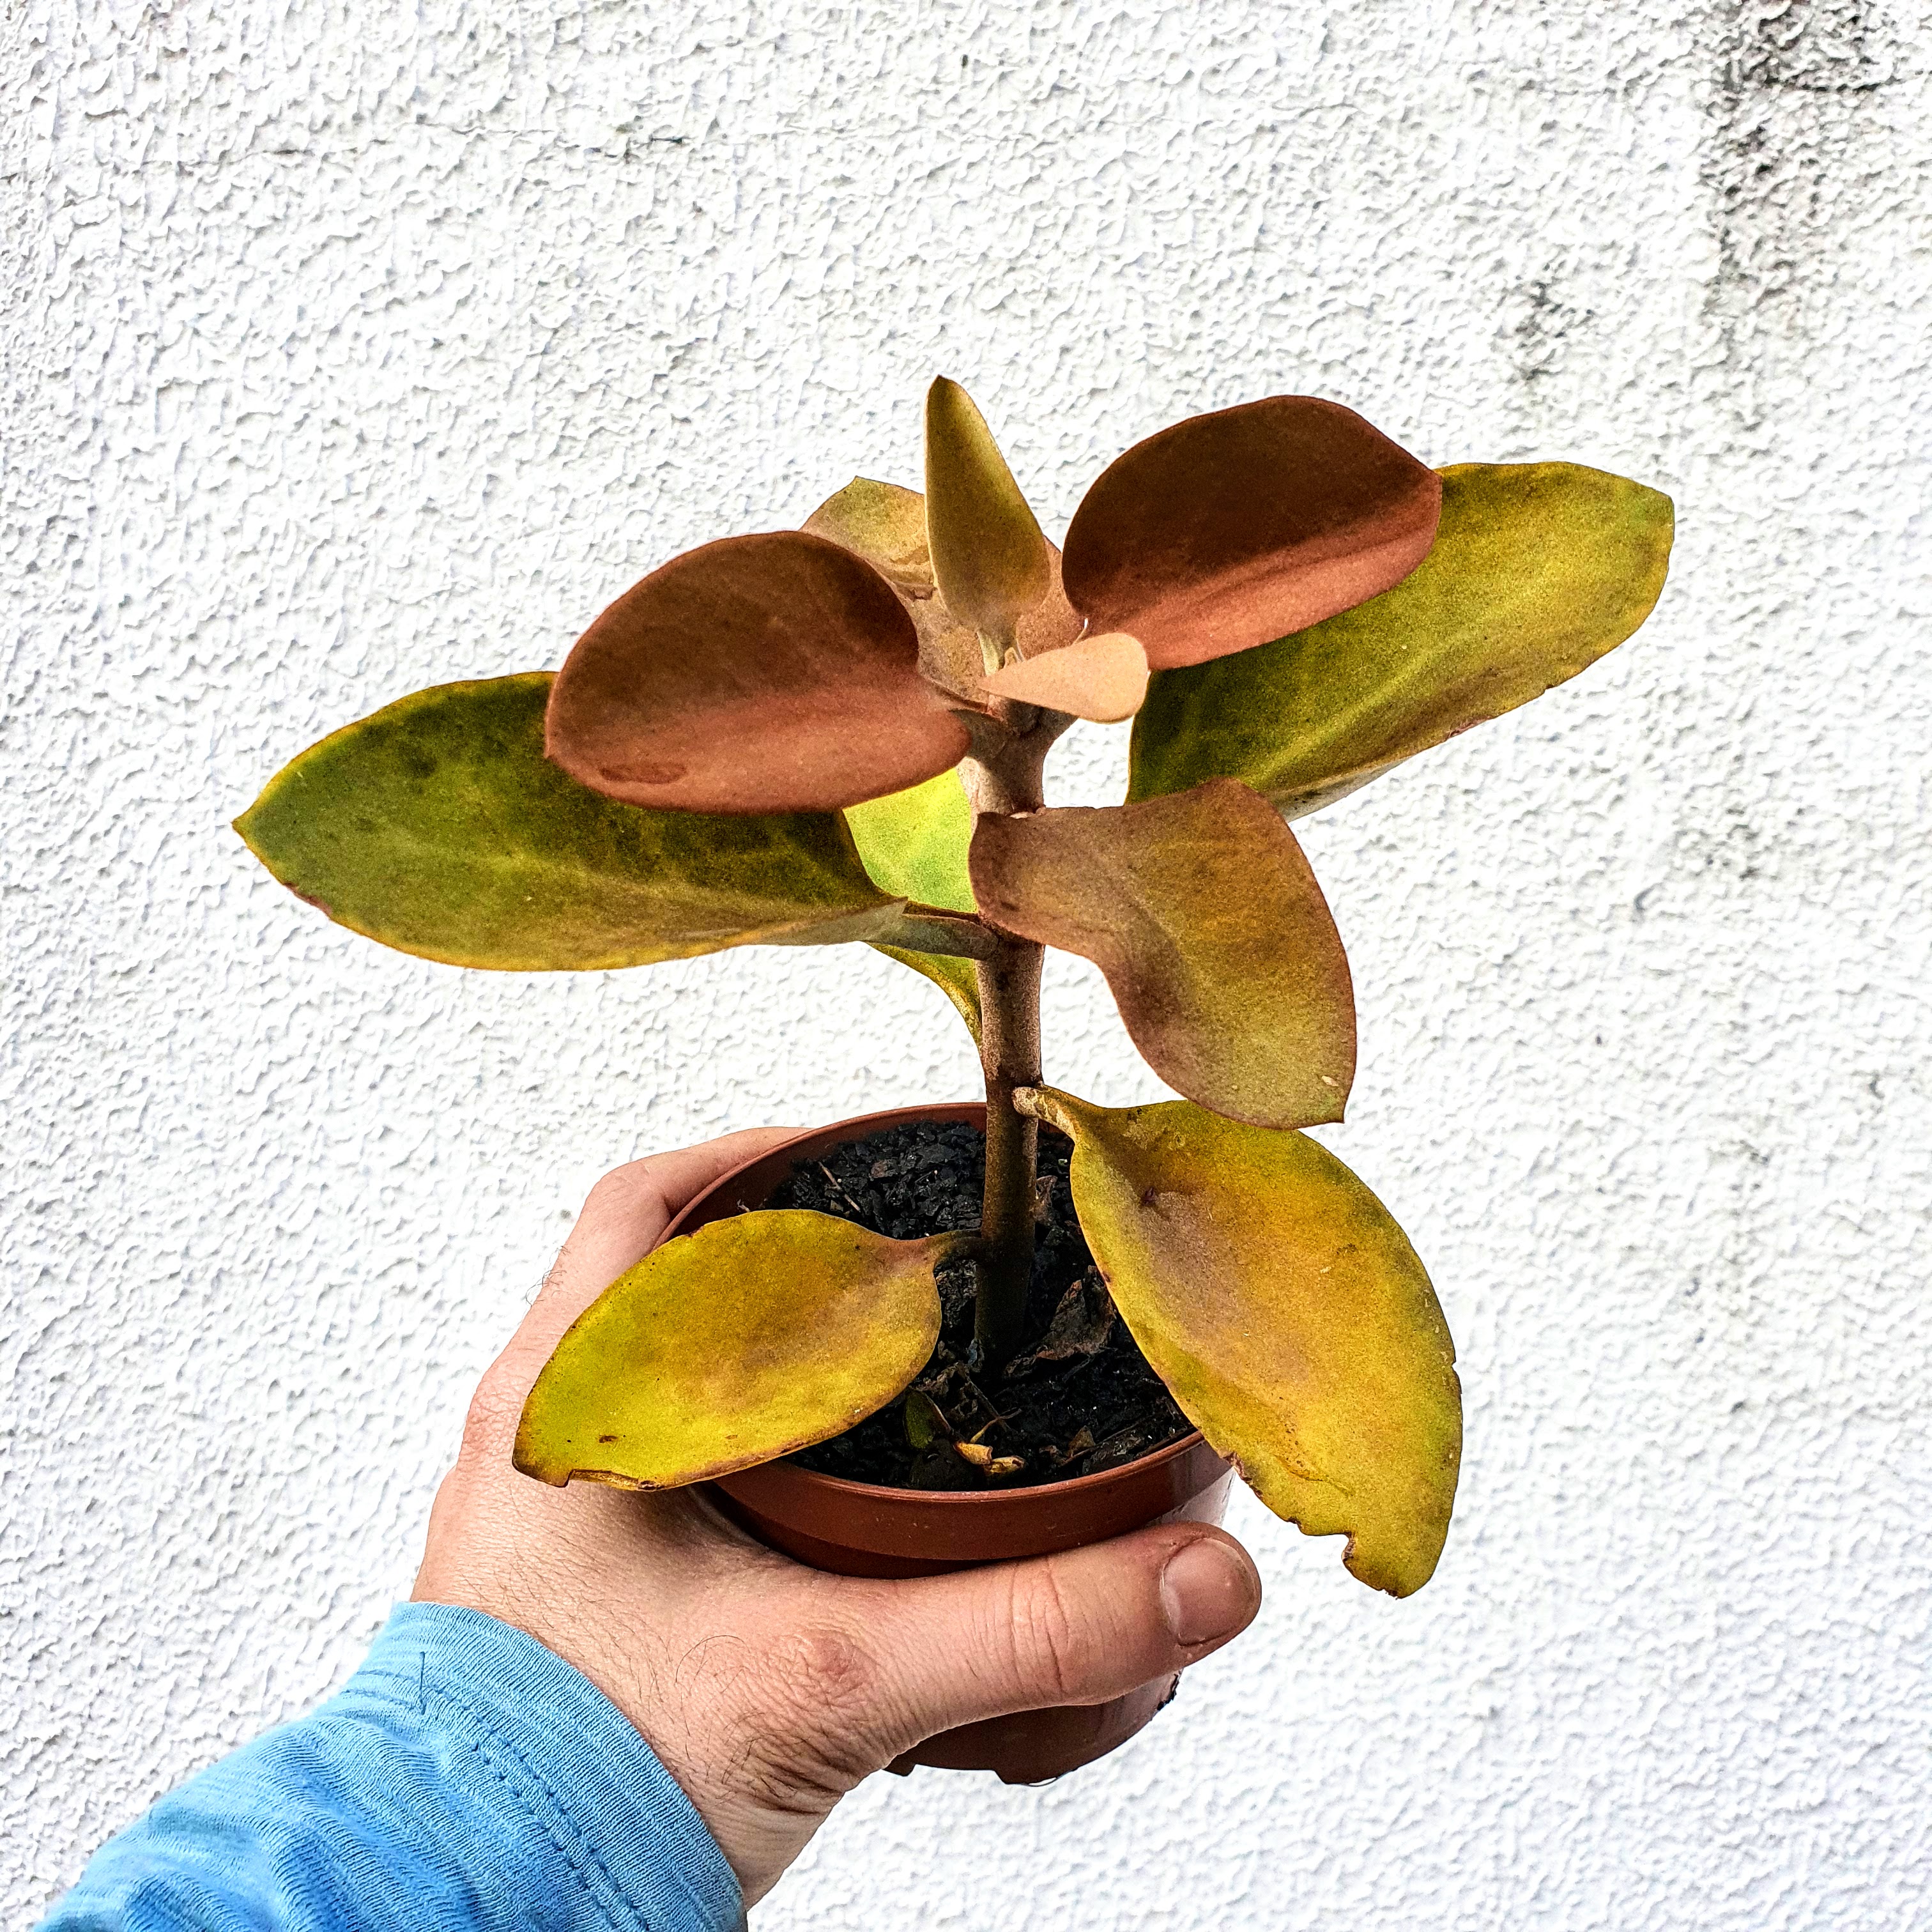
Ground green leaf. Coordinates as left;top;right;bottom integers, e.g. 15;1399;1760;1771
924;376;1051;648
846;768;985;1039
1130;461;1674;816
516;1210;951;1489
970;779;1354;1128
1021;1088;1461;1598
236;674;907;970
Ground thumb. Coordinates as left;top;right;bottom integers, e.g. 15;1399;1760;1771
857;1524;1262;1758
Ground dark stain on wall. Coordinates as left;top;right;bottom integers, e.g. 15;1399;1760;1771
1701;0;1906;355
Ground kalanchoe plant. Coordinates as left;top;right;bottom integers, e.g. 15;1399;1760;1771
238;380;1673;1599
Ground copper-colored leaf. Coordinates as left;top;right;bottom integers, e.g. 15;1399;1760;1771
234;674;905;970
1020;1088;1460;1597
845;768;985;1038
970;779;1354;1128
1061;396;1442;670
1129;461;1676;816
546;530;971;814
515;1211;950;1489
983;631;1149;723
805;476;1082;705
924;377;1052;648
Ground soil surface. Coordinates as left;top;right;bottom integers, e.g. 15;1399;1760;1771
776;1119;1193;1490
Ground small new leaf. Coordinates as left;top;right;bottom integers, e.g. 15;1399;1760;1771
234;675;905;970
970;779;1355;1128
924;377;1052;648
1129;461;1675;816
982;631;1150;723
806;475;1083;705
516;1211;951;1489
1021;1089;1461;1597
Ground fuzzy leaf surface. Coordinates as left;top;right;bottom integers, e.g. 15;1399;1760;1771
235;675;903;970
1062;397;1442;670
1025;1089;1460;1597
846;768;984;1038
516;1211;949;1489
546;531;970;814
1130;461;1675;816
970;779;1354;1127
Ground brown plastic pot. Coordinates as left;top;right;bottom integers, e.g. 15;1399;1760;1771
663;1101;1233;1785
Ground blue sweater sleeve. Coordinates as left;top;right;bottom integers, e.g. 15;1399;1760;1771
40;1602;744;1932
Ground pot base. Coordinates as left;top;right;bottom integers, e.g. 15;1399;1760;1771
672;1104;1234;1784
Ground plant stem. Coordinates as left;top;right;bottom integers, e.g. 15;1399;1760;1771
973;933;1043;1368
963;703;1057;1371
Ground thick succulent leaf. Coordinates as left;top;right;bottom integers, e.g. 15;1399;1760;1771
234;674;906;970
516;1211;949;1489
804;477;1082;705
970;779;1354;1128
546;530;971;815
846;768;985;1039
983;631;1149;723
845;767;977;912
1130;462;1676;816
1061;397;1442;671
1022;1088;1460;1597
924;376;1052;646
799;476;935;598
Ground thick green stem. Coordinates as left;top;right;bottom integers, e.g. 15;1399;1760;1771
963;702;1058;1371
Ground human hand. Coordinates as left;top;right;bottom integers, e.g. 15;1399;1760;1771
414;1130;1263;1906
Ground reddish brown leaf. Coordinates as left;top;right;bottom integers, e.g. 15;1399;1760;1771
970;778;1356;1128
546;531;972;814
1061;397;1442;670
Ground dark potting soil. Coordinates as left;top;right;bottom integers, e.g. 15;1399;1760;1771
774;1119;1193;1491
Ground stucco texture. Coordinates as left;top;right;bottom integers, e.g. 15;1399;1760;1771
5;1;1931;1925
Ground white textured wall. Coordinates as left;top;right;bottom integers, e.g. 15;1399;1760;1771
6;1;1931;1924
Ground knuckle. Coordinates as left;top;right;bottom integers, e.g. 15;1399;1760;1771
999;1560;1088;1704
458;1366;526;1464
730;1623;885;1806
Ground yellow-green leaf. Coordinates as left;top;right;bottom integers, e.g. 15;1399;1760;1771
970;779;1354;1128
1129;462;1675;816
846;768;977;913
846;768;985;1039
924;376;1051;648
236;674;904;970
1022;1088;1460;1597
516;1211;951;1489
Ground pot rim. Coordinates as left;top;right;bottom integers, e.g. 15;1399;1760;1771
664;1100;1211;1507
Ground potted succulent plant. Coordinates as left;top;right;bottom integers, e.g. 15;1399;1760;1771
236;379;1672;1781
